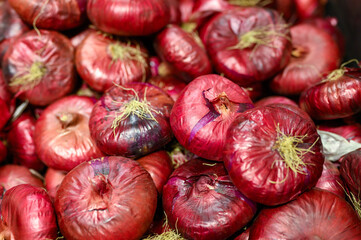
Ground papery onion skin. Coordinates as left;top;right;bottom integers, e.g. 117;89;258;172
87;0;170;36
89;82;174;158
255;96;298;108
249;189;361;239
2;30;75;106
44;168;67;202
35;96;104;171
75;31;149;93
224;105;324;206
318;122;361;143
0;165;43;191
315;160;345;198
163;158;257;240
340;149;361;200
200;7;291;86
148;75;187;102
8;0;87;30
1;184;58;240
55;156;157;240
170;74;254;161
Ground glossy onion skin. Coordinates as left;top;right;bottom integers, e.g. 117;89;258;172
1;184;58;240
224;105;324;206
75;31;150;93
8;0;87;30
44;168;67;202
7;112;45;171
255;96;298;108
35;96;104;171
0;1;29;42
87;0;170;36
55;156;157;240
162;158;257;240
300;75;361;120
0;164;43;191
147;75;187;102
89;82;174;158
249;189;361;239
154;24;212;82
270;24;341;95
318;122;361;143
171;74;254;161
2;30;75;106
340;149;361;199
200;7;291;86
315;160;344;198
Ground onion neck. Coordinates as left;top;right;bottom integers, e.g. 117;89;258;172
9;61;47;89
207;92;238;118
88;174;113;211
56;112;79;129
194;175;217;194
291;46;308;58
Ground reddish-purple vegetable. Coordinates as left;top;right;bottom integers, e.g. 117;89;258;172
0;69;13;105
255;96;298;108
70;28;95;49
318;122;361;143
44;168;67;202
340;149;361;205
148;75;187;102
315;160;344;198
0;98;10;131
294;0;326;20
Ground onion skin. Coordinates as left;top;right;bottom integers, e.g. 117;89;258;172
2;30;75;106
0;98;10;131
87;0;170;36
0;1;29;42
224;105;324;206
318;122;361;143
0;69;13;104
35;96;104;171
55;156;157;240
200;7;291;86
9;0;87;30
315;160;345;198
171;74;254;161
294;0;325;20
75;31;149;93
163;158;257;240
44;168;67;202
70;28;95;49
249;189;361;239
340;149;361;201
89;82;174;158
234;228;250;240
0;140;7;164
255;96;298;108
0;164;43;191
147;75;187;102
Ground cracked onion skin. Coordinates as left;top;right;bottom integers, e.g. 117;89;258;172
55;156;157;240
162;158;257;240
87;0;170;36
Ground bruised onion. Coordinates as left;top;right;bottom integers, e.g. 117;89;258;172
147;75;187;102
75;31;149;93
2;29;75;106
171;74;254;161
87;0;170;36
55;156;157;240
249;189;361;239
315;160;344;198
89;82;173;158
44;168;67;202
224;104;324;206
255;95;298;107
35;96;104;171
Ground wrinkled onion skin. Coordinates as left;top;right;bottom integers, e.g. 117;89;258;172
44;168;67;202
224;105;324;206
340;150;361;199
9;0;87;30
1;184;58;240
300;75;361;120
89;82;174;158
318;123;361;143
35;96;104;171
163;158;256;240
249;189;361;239
7;112;45;171
55;156;157;240
147;75;187;102
75;31;149;93
201;7;291;85
155;24;212;82
315;160;344;198
0;1;29;42
87;0;170;36
270;24;340;95
255;96;298;108
2;30;75;106
0;165;43;191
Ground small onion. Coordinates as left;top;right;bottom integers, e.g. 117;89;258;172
147;75;187;102
44;168;67;202
315;160;345;198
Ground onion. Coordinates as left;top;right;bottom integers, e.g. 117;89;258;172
0;140;6;164
249;189;361;239
255;96;298;107
165;0;181;24
154;24;212;83
1;184;58;239
87;0;170;36
271;0;296;21
318;122;361;143
224;104;324;206
0;98;11;131
270;23;341;95
75;31;149;93
9;0;87;31
0;70;13;105
200;7;291;86
234;228;250;240
162;158;257;240
242;82;265;101
70;28;95;49
147;75;187;102
294;0;326;20
55;156;158;240
166;140;197;169
44;168;67;202
2;29;75;106
171;74;254;161
35;95;104;171
137;151;173;194
89;82;174;158
315;160;345;198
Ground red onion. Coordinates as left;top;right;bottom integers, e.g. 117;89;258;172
255;95;298;107
1;184;58;239
44;168;67;202
9;0;87;30
224;104;324;206
35;96;104;171
147;75;187;102
318;122;361;143
89;82;174;158
242;82;265;101
165;0;181;24
55;156;158;240
179;0;195;23
294;0;326;20
271;0;296;21
162;158;257;240
171;74;254;161
249;189;361;239
2;29;75;106
270;23;341;95
234;228;250;240
200;7;291;86
0;140;6;164
70;28;95;49
87;0;170;36
0;70;13;105
75;31;149;93
167;140;197;169
315;160;344;198
0;98;10;131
